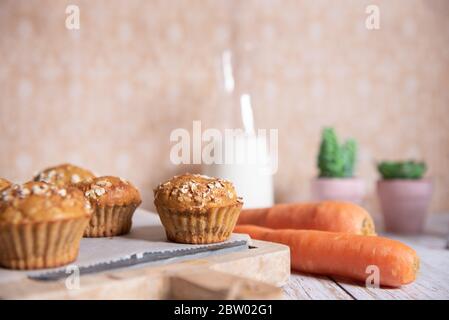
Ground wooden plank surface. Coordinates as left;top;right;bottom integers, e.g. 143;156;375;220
282;214;449;300
283;273;352;300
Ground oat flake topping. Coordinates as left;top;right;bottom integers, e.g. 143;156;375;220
0;182;69;202
154;173;242;210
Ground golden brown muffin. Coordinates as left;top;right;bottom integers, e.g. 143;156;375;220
154;173;243;244
0;181;92;270
33;163;95;187
0;178;11;191
74;176;141;237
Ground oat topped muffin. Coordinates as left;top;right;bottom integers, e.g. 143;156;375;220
154;173;242;213
0;181;92;269
33;163;95;187
154;173;243;244
0;181;92;224
0;178;11;191
73;176;142;237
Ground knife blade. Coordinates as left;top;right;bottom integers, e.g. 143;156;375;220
29;240;249;281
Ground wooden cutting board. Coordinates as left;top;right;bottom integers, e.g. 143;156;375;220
0;210;290;300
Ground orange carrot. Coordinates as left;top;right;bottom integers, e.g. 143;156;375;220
235;225;419;287
237;201;375;235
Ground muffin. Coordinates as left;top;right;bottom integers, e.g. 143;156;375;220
0;182;92;270
74;176;141;237
34;163;95;187
0;178;11;191
154;173;243;244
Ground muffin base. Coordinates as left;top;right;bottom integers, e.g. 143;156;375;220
156;203;242;244
0;217;89;270
83;204;138;237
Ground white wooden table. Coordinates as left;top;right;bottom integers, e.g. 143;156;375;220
282;214;449;300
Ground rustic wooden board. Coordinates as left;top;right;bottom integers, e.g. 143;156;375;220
0;239;290;299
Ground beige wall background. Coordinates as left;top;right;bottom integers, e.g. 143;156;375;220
0;0;448;214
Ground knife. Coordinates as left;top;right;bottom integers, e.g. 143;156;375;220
29;240;249;281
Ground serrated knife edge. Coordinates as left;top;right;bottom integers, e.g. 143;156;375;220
28;240;249;281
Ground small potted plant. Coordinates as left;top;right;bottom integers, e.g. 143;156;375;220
311;127;365;204
377;160;432;234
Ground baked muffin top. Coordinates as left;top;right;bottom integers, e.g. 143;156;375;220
0;178;11;191
74;176;142;207
154;173;242;212
33;163;95;187
0;181;92;224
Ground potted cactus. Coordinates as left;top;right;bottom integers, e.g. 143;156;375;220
311;127;365;204
377;160;432;234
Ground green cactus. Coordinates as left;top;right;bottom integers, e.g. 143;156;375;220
342;139;357;178
377;161;426;179
317;127;357;178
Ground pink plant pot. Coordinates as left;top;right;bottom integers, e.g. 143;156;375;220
377;179;433;234
311;178;366;205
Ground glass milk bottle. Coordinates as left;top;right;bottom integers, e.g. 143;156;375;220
203;93;274;209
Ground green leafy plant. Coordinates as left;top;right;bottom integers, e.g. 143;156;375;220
377;161;426;180
317;127;357;178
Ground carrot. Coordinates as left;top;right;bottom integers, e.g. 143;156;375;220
237;201;375;235
235;225;419;287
